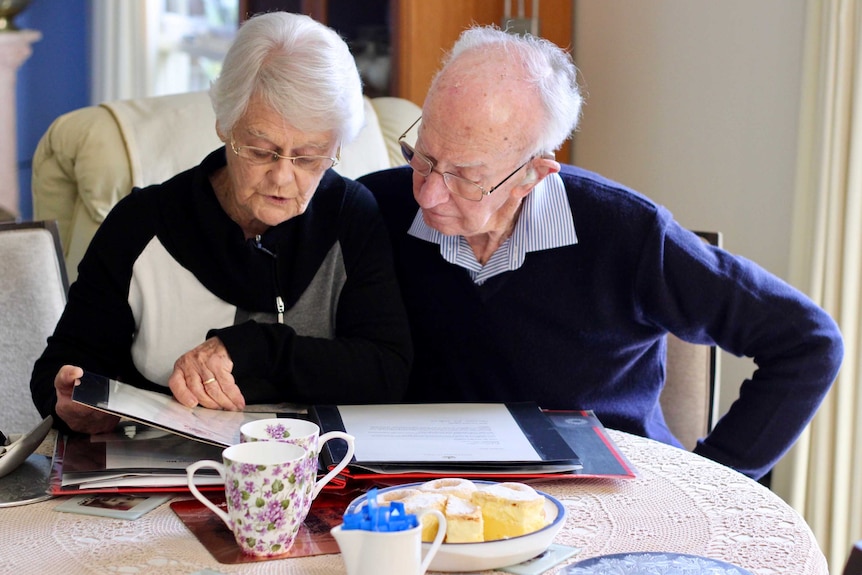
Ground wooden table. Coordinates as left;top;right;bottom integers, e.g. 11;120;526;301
0;430;827;574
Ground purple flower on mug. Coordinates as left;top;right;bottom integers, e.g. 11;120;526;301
261;499;288;528
229;481;246;508
211;450;315;557
265;423;290;440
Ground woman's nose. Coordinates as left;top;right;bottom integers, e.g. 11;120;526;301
268;158;298;185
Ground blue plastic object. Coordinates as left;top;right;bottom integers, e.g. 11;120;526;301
341;488;420;532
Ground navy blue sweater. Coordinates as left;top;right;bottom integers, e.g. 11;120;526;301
359;164;844;479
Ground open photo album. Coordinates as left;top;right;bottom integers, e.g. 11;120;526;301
56;372;635;494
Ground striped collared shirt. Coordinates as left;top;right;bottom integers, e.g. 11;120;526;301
407;172;578;284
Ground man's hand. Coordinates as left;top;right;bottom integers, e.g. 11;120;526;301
168;337;245;411
54;365;120;434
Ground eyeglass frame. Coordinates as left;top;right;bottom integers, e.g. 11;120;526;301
398;117;533;202
229;135;341;172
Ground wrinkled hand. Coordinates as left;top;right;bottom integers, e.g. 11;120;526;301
168;337;245;411
54;365;120;434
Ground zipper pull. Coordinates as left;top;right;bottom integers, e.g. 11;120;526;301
253;235;276;257
276;296;285;324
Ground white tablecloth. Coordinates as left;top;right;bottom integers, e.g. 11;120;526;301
0;430;827;575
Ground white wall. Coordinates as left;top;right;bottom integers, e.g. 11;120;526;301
571;0;807;416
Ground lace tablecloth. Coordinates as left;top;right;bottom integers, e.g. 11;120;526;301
0;430;827;575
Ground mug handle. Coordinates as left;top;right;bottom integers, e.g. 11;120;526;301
186;460;230;529
417;508;447;574
311;431;355;499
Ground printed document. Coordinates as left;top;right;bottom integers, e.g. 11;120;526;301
337;403;541;462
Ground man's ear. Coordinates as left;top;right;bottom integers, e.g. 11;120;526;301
533;155;561;180
513;156;561;199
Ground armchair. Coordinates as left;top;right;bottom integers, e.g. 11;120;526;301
31;91;421;281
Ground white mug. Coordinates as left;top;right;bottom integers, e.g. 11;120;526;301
240;417;355;500
331;508;446;575
186;441;321;557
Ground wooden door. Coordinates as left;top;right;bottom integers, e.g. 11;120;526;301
391;0;573;161
392;1;572;103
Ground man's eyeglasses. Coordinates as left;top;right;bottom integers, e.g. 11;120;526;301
398;117;531;202
230;137;340;173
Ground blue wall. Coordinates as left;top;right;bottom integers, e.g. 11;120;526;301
15;0;89;220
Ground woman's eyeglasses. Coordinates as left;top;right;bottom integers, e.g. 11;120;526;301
230;137;340;173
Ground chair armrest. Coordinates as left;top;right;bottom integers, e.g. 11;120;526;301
31;105;133;254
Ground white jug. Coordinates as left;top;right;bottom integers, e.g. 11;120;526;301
331;508;446;575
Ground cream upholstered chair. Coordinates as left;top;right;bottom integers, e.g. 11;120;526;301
659;231;722;451
0;221;68;434
31;91;421;281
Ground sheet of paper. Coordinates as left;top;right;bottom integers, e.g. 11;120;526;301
103;435;223;471
337;403;541;462
69;474;224;490
75;376;276;446
60;422;222;475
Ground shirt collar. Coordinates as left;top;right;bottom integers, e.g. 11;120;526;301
408;172;578;283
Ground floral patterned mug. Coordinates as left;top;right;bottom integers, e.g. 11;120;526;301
186;441;321;556
240;418;355;503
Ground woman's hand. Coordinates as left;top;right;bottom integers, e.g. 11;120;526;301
168;337;245;411
54;365;120;434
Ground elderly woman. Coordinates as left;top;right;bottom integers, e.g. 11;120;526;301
30;12;412;434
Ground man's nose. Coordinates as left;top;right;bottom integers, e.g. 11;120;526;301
414;170;450;208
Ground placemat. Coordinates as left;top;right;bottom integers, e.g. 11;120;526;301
171;491;357;564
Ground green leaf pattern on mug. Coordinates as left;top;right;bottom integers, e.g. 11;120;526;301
223;456;315;556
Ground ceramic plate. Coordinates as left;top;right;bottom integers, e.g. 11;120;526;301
0;454;53;507
562;552;754;574
345;480;566;572
0;416;53;479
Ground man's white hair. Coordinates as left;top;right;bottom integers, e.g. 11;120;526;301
432;25;583;154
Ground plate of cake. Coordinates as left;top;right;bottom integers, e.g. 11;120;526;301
345;478;566;572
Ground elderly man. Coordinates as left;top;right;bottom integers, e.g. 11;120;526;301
358;26;843;480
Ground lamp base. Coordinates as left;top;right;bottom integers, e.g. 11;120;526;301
0;1;32;32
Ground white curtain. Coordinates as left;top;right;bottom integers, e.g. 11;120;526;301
771;0;862;571
90;0;159;104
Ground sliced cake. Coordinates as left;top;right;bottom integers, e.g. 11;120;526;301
471;482;547;540
443;494;484;543
419;477;477;501
401;491;447;542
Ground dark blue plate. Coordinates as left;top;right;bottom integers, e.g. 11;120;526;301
563;551;754;574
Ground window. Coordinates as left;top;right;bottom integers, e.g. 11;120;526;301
91;0;238;102
154;0;238;96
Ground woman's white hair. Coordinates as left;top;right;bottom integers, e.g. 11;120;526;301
435;26;583;154
210;12;365;144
